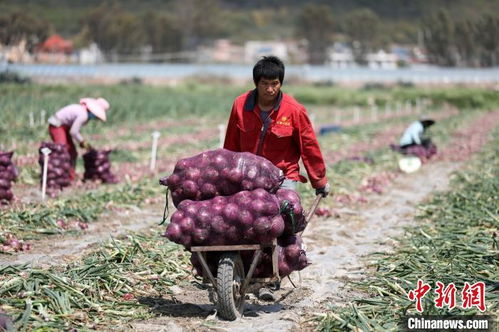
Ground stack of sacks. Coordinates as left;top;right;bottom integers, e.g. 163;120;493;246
83;149;118;184
160;149;309;278
164;189;285;248
160;148;284;206
38;142;71;192
0;151;18;203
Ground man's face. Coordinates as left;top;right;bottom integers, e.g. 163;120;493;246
256;78;281;104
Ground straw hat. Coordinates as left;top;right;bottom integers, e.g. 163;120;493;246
80;98;110;122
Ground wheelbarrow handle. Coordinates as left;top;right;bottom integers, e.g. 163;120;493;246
298;194;324;237
305;194;323;223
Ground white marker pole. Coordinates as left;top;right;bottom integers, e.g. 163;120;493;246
41;147;51;200
40;109;46;126
150;131;161;172
218;124;225;148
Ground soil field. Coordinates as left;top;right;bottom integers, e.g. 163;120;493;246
1;83;497;331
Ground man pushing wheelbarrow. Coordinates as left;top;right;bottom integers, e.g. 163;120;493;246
222;55;330;301
159;56;329;320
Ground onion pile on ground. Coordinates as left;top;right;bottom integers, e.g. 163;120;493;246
404;143;437;161
0;233;31;253
0;151;18;203
315;206;333;217
390;143;437;162
83;149;118;184
161;149;309;278
38;142;71;193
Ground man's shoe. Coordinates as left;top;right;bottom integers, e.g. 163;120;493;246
258;287;276;302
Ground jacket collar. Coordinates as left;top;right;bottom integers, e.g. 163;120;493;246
243;88;283;112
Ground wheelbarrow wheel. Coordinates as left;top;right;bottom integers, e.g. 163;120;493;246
216;252;245;320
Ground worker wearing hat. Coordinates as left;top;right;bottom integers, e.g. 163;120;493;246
399;117;435;150
48;98;110;180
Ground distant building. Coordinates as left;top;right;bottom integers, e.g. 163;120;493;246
39;35;73;54
328;43;399;69
36;34;74;64
199;39;304;64
409;46;428;64
0;39;33;63
366;50;398;69
79;43;104;64
390;45;428;66
284;39;308;64
327;43;355;68
391;45;411;65
244;41;288;63
330;52;355;68
200;39;244;63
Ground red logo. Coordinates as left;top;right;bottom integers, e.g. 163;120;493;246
462;282;486;312
407;280;487;312
434;281;457;309
408;279;431;312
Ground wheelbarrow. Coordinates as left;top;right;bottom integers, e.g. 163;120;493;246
190;194;323;320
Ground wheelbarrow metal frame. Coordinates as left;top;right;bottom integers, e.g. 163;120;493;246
191;239;278;298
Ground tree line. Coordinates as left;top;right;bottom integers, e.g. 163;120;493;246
423;9;499;67
1;1;498;67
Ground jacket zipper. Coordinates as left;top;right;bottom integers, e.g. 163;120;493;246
255;109;274;156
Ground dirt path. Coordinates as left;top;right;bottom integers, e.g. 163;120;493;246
126;160;462;332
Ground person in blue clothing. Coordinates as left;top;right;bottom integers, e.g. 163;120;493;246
399;118;435;150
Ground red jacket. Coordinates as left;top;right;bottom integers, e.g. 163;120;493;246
223;89;327;189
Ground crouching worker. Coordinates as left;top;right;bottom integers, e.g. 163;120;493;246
48;97;110;180
223;55;330;301
399;118;435;150
393;118;437;161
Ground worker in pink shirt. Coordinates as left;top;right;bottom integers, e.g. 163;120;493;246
47;98;110;180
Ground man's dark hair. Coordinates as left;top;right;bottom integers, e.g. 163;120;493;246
253;55;285;85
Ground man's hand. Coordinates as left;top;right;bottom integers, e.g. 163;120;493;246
79;141;92;150
315;182;331;197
